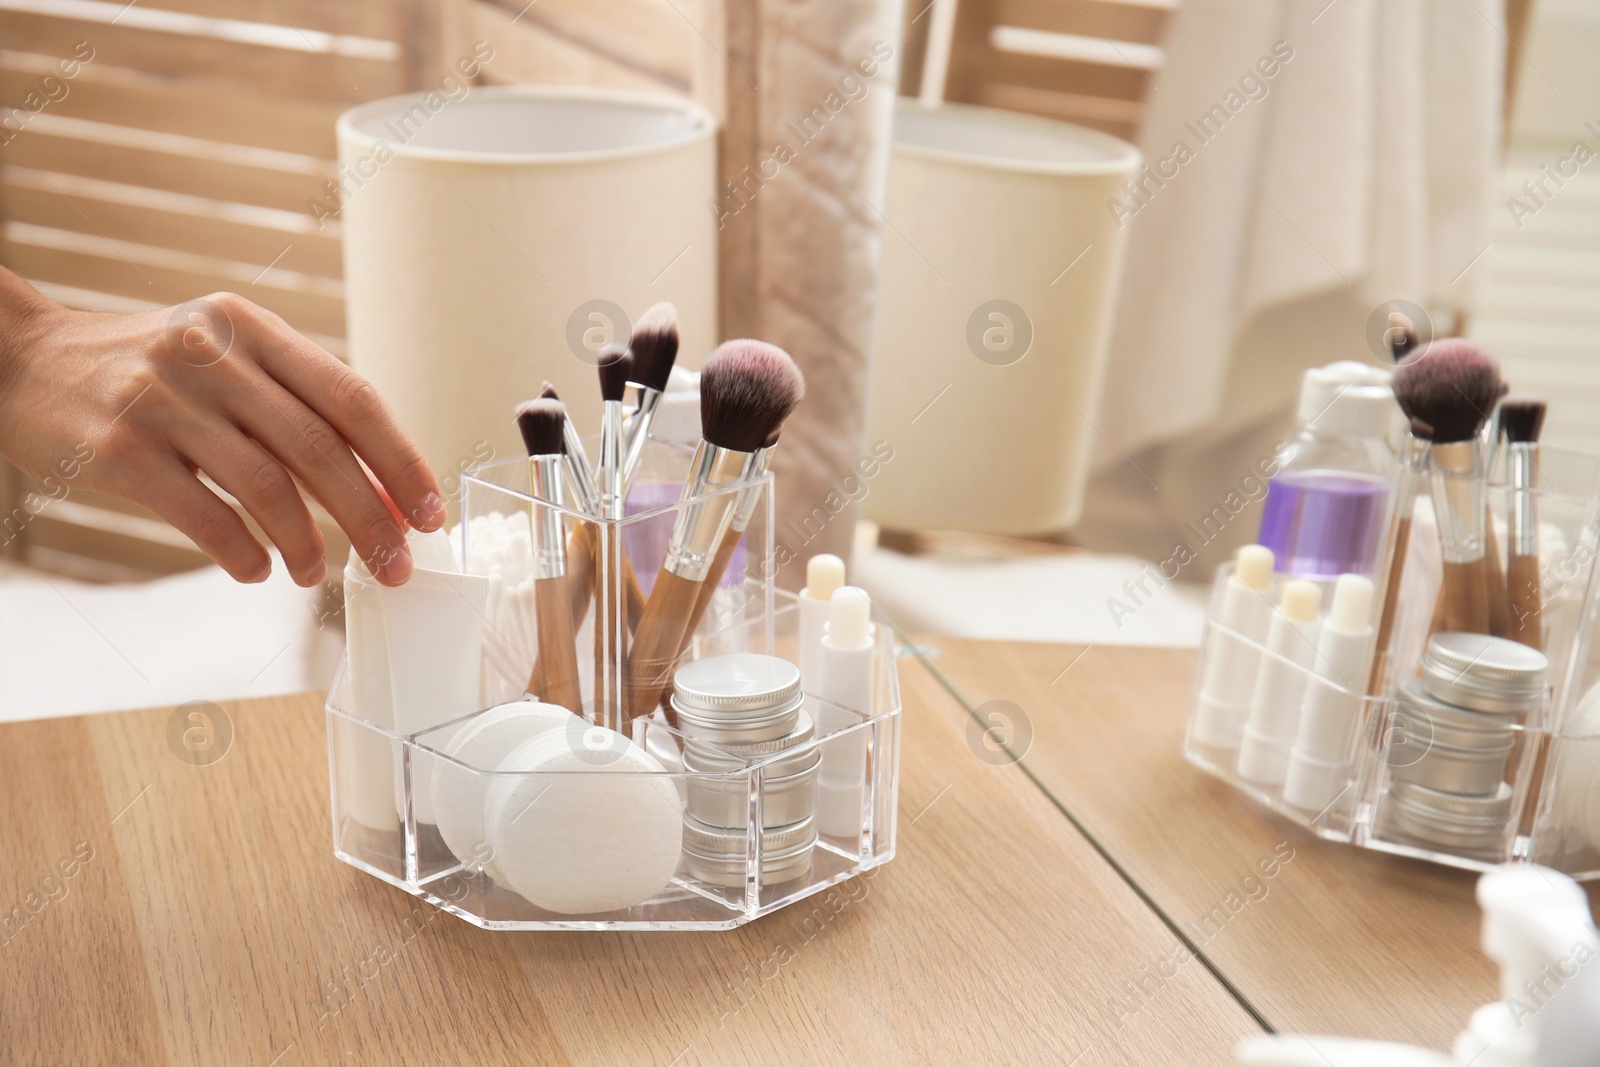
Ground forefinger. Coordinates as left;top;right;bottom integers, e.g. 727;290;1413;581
238;302;444;532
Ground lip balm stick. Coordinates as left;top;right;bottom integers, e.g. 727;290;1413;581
799;554;845;695
1283;574;1376;814
1237;580;1323;786
817;586;875;838
1191;545;1276;751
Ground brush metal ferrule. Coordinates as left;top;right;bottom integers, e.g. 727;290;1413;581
620;386;663;498
1509;442;1539;556
729;446;774;534
1429;439;1487;564
597;399;625;520
664;442;757;581
559;417;598;516
527;454;569;581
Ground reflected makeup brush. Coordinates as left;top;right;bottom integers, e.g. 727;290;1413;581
593;345;632;728
1501;394;1547;649
624;341;805;719
620;302;679;496
515;399;583;714
682;430;782;644
1395;340;1503;636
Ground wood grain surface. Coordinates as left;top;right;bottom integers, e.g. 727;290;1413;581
919;637;1600;1054
0;653;1258;1065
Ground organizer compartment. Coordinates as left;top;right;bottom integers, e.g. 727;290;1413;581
1184;445;1600;877
326;446;902;929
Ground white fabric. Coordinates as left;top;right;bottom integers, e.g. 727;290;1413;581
1096;0;1503;460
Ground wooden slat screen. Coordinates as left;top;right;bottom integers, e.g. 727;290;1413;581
899;0;1175;143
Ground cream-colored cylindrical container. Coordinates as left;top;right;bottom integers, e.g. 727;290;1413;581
864;100;1140;534
337;87;717;492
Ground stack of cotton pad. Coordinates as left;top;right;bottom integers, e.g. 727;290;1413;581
434;700;683;915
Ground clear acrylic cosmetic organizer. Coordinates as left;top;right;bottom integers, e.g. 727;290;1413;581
1184;445;1600;878
326;442;902;929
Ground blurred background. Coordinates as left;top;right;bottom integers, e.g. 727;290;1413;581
1;0;1590;718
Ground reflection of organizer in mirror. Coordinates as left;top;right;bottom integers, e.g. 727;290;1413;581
326;443;902;931
1184;443;1600;879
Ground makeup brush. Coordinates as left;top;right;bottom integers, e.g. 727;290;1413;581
1483;390;1514;640
541;382;601;627
681;430;781;646
620;302;680;496
1501;394;1547;650
624;341;805;719
515;399;583;714
1396;340;1503;636
593;345;632;728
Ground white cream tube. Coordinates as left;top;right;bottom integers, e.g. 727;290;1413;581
817;586;875;838
1191;545;1276;750
1283;574;1376;814
799;554;845;695
338;556;399;833
1237;580;1323;786
379;566;491;826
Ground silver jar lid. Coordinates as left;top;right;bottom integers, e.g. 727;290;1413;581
1395;680;1519;748
671;654;803;743
683;709;816;774
1389;779;1514;853
681;815;817;888
1419;633;1548;714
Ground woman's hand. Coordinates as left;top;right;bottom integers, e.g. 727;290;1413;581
0;273;442;587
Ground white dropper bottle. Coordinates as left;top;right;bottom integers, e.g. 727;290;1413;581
1238;579;1323;786
1282;573;1375;814
1191;544;1276;751
817;585;874;838
799;554;845;694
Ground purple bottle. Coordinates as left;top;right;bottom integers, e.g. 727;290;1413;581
1258;363;1397;578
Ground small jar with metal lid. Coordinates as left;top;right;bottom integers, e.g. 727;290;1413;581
1388;779;1514;855
670;654;819;884
1388;679;1517;795
683;710;820;829
1417;633;1548;714
670;654;804;744
682;815;817;889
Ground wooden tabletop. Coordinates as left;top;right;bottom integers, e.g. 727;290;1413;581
0;649;1259;1066
919;637;1600;1054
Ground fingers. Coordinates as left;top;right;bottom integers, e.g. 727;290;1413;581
226;372;413;586
227;299;443;532
172;416;327;587
135;455;272;583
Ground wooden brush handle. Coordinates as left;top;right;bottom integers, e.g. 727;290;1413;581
682;526;743;651
1484;506;1512;639
1507;553;1543;651
1437;556;1492;635
1368;515;1412;696
566;522;595;628
528;574;583;714
624;568;700;719
624;556;647;633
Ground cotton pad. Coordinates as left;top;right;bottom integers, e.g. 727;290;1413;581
485;725;683;915
432;700;573;879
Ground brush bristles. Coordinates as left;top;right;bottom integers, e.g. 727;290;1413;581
515;398;568;457
629;302;680;393
1392;339;1502;444
700;340;806;452
597;345;632;403
1499;393;1547;445
761;430;780;450
539;381;559;401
